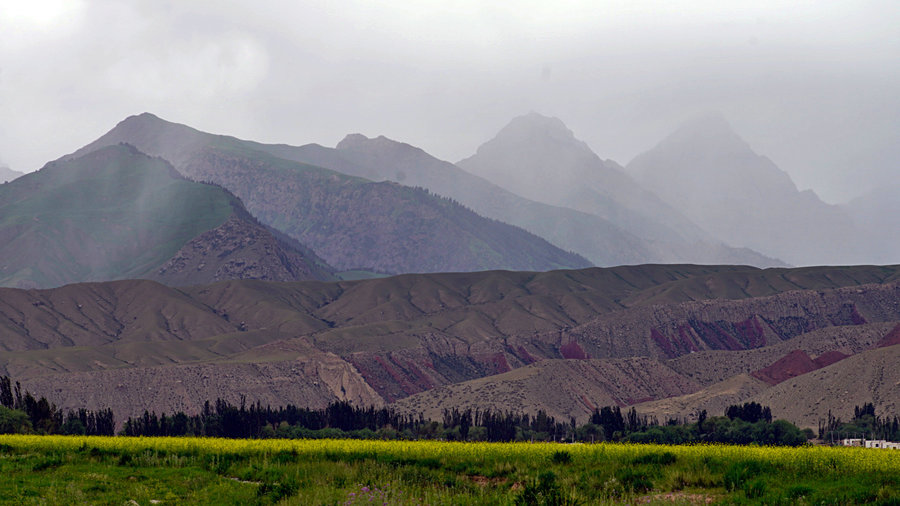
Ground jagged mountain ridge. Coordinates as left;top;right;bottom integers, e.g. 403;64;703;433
3;264;898;424
628;114;862;265
68;114;591;275
0;144;330;288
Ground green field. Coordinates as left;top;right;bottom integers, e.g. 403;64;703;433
0;435;898;505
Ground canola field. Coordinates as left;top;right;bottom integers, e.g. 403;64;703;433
1;434;898;505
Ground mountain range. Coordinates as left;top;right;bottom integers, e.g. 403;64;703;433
2;109;898;432
313;113;781;267
458;114;703;243
68;113;591;277
292;132;652;267
10;110;895;276
329;128;782;267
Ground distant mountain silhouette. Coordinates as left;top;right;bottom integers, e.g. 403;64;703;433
456;112;783;266
628;114;862;265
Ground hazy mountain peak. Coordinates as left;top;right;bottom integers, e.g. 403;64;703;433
336;133;422;155
133;111;163;121
69;112;210;170
335;133;370;149
457;113;766;259
115;112;168;131
628;115;861;265
459;113;602;197
87;112;184;145
486;112;582;150
658;112;752;156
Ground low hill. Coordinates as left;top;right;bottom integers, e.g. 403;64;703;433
0;144;332;288
557;276;900;361
633;322;900;427
750;343;900;428
19;339;385;420
69;113;591;275
665;322;894;386
392;357;701;422
633;374;772;423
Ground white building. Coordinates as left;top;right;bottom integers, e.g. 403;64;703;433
864;440;900;449
839;438;899;449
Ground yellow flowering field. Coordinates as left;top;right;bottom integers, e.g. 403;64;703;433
0;435;898;504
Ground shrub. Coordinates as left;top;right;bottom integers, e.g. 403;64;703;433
617;469;653;493
551;450;572;464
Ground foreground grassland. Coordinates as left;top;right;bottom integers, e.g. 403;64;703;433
0;436;898;505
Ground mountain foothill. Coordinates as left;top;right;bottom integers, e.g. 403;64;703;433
1;110;897;431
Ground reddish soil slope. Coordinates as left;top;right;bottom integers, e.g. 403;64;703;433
878;323;900;348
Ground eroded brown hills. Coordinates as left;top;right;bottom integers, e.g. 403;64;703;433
392;358;702;423
1;264;898;426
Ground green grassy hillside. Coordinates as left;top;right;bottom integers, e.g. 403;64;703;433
0;145;234;288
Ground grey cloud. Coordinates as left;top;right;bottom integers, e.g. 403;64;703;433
0;1;897;203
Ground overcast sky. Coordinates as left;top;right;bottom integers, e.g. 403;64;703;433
1;0;897;203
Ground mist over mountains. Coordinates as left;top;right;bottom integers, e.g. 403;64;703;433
458;112;696;242
8;109;895;285
75;112;801;269
628;114;864;266
315;132;652;266
845;183;900;266
68;113;590;277
2;109;899;432
457;113;783;267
